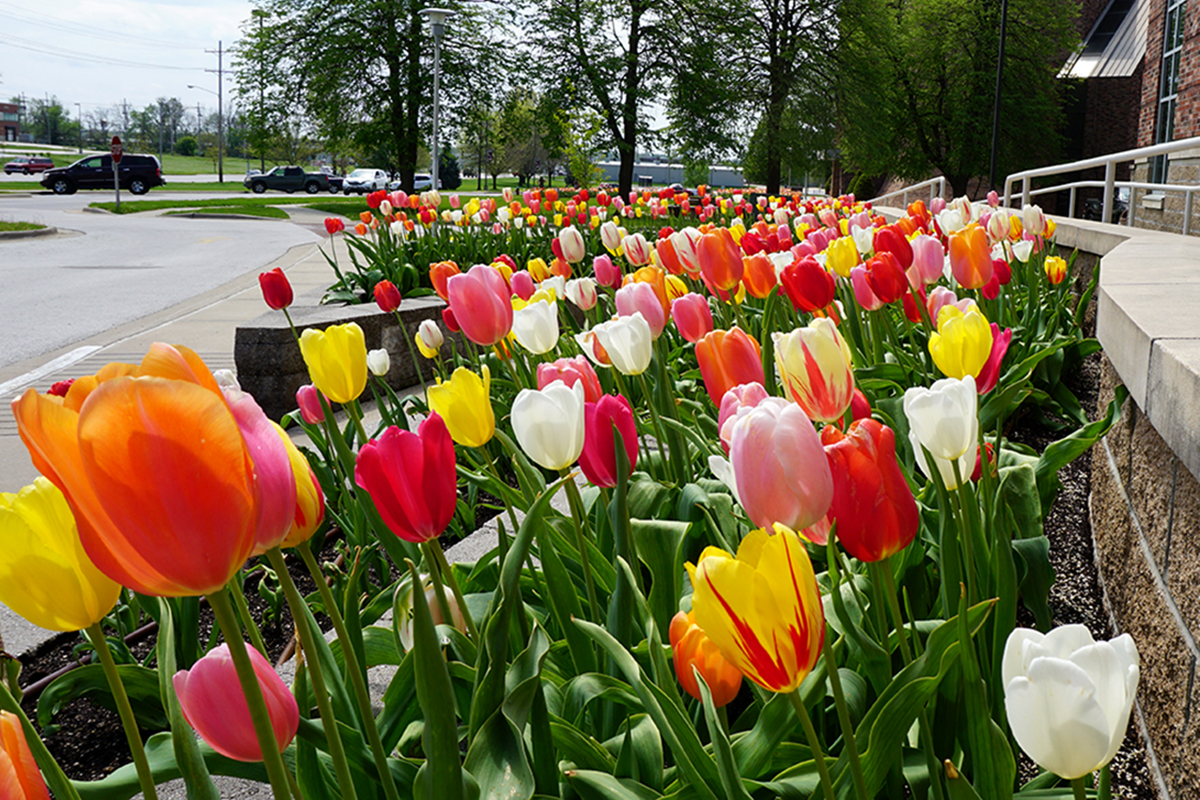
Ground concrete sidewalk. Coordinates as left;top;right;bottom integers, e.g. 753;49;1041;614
0;207;346;660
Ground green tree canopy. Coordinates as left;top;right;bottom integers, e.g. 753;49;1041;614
836;0;1079;196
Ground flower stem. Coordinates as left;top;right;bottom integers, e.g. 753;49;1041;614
635;371;673;483
84;623;159;800
206;588;292;800
822;627;869;799
297;546;401;800
229;571;268;657
1072;776;1088;800
264;548;359;800
427;537;479;640
560;469;603;623
787;689;836;800
419;541;457;631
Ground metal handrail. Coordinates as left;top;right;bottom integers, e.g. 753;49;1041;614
866;176;946;208
1019;178;1200;235
1004;135;1200;224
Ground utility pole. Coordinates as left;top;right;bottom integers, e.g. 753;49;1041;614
75;102;82;153
257;10;266;172
205;41;225;183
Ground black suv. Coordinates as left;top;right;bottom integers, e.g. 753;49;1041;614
41;154;166;195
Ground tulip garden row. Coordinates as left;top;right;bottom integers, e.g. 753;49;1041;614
0;188;1138;800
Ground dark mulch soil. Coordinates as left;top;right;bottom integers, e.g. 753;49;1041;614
1007;352;1155;799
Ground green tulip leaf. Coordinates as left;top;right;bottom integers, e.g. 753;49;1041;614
566;769;662;800
156;598;219;800
38;663;167;734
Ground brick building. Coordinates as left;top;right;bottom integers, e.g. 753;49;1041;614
0;103;18;142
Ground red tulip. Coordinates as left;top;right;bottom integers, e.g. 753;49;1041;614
173;643;299;763
355;414;457;544
850;388;872;421
373;280;402;313
367;190;386;209
442;306;460;332
902;284;927;322
873;225;913;270
324;217;345;235
258;268;293;310
865;252;907;304
695;327;765;406
821;419;919;562
578;394;638;488
780;257;836;312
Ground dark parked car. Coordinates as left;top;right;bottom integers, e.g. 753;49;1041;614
4;156;55;175
243;166;337;194
40;154;165;195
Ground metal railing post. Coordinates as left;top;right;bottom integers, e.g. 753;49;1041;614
1102;161;1115;224
1021;176;1030;208
1185;190;1194;236
1003;176;1013;208
1128;189;1135;227
1069;187;1076;218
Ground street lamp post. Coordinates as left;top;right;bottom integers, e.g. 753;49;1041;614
419;8;455;193
75;103;82;153
188;84;224;183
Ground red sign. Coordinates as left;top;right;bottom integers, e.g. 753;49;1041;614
111;136;123;164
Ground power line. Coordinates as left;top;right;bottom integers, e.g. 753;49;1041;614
0;0;201;49
0;35;205;70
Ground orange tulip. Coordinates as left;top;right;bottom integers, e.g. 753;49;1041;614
429;260;461;301
0;711;50;800
741;252;777;299
697;227;744;293
669;610;743;707
13;344;259;597
948;226;993;289
695;327;765;406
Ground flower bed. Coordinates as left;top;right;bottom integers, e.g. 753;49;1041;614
0;189;1140;800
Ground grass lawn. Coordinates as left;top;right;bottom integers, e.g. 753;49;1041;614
165;205;290;219
90;196;372;215
0;221;45;232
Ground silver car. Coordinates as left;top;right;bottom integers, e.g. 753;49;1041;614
343;168;389;195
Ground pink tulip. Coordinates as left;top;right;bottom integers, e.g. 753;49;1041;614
975;324;1013;394
537;356;603;403
791;240;817;259
850;266;884;311
672;294;714;343
450;195;461;209
717;382;770;453
446;264;513;346
296;384;326;424
726;398;833;531
579;394;639;488
909;234;944;286
930;197;946;215
355;414;457;544
927;286;964;321
594;254;622;288
222;384;296;555
173;644;299;763
616;282;666;338
798;213;819;229
987;190;1000;208
511;270;536;301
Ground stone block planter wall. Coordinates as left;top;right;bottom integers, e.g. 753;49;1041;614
235;294;452;422
1053;216;1200;798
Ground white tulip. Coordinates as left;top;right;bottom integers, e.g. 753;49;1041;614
367;348;390;377
512;298;559;355
591;312;654;376
380;200;393;216
511;379;585;470
902;375;978;489
600;220;623;253
852;224;874;256
558;226;587;263
418;319;443;350
540;275;566;302
566;277;598;310
1003;625;1139;780
1011;240;1034;263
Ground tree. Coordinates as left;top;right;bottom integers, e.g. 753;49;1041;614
741;91;833;188
836;0;1079;196
495;89;555;187
174;136;199;156
235;0;501;191
439;148;462;190
15;97;71;146
528;0;674;196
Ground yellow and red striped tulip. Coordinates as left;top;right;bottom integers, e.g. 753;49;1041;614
686;525;825;693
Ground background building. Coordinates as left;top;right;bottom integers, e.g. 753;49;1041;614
0;103;20;142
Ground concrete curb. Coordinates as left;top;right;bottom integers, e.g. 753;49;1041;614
166;211;286;221
0;226;56;240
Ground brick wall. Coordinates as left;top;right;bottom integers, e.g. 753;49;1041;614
1175;0;1200;138
1139;0;1167;145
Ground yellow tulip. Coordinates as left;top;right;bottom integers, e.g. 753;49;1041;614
825;235;858;278
0;477;121;631
728;218;746;244
427;365;495;448
527;257;550;283
929;306;993;379
686;525;824;693
274;425;325;550
665;274;688;303
299;322;367;404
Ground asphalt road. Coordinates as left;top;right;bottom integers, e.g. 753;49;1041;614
0;189;320;371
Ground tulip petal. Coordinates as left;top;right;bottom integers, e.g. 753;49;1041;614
1007;657;1113;780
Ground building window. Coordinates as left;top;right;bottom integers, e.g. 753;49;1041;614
1152;0;1185;183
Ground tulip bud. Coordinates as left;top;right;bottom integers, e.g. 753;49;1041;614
579;393;639;487
367;348;390;377
566;277;598;310
173;644;299;762
0;711;52;799
593;254;622;288
558;225;587;263
669;610;743;708
672;293;714;343
1045;255;1067;285
512;380;586;470
511;270;536;301
373;280;402;313
258;267;293;310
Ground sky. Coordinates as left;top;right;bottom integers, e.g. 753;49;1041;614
0;0;253;121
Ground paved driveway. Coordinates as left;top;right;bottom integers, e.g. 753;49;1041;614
0;191;321;371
